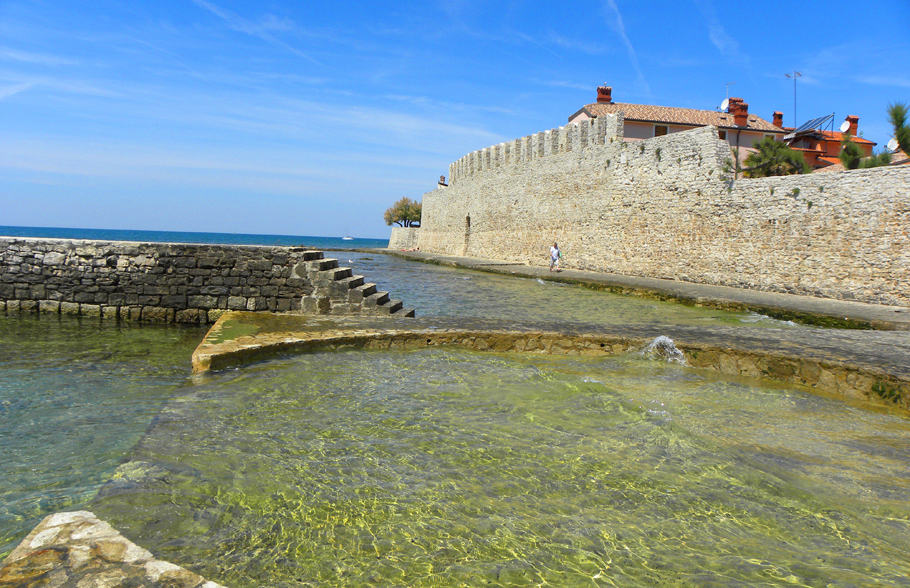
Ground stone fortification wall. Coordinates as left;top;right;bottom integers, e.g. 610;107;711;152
420;120;910;306
0;238;317;323
388;227;419;250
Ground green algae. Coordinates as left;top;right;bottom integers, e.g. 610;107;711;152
92;349;910;586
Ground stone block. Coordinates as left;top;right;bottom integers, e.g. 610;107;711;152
6;300;20;313
39;300;60;314
187;295;218;309
0;300;5;313
175;308;205;323
81;304;102;317
60;301;80;315
102;306;119;320
161;295;187;308
227;296;247;310
207;309;226;323
276;298;292;312
140;306;170;322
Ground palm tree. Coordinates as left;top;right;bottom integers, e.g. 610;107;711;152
743;137;809;178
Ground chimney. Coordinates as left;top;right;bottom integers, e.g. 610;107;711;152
728;97;749;127
772;111;783;128
846;115;859;136
596;86;612;104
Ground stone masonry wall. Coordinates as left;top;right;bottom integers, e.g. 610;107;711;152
0;238;317;323
388;227;419;250
420;118;910;306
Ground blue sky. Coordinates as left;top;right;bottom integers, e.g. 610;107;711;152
2;1;908;238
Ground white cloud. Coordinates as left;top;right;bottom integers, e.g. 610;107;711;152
0;47;77;66
0;81;35;100
602;0;650;96
190;0;319;64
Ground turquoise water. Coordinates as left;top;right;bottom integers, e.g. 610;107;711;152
0;225;386;249
91;349;910;586
0;315;206;558
1;247;907;585
333;250;795;328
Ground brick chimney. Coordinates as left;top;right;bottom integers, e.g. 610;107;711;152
728;97;749;127
596;86;612;104
845;115;859;136
772;111;784;128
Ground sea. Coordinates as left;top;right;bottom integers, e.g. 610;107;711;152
0;225;388;250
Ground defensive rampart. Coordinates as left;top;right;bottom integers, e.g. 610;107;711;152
0;238;413;322
419;116;910;306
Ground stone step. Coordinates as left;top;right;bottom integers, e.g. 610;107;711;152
385;299;403;314
326;274;364;297
348;282;377;303
321;266;353;281
308;258;338;271
392;307;416;318
340;275;365;289
301;250;324;261
363;291;390;307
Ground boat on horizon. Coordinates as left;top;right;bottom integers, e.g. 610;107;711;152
341;235;354;241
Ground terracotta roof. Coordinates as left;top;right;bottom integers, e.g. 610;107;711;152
573;102;785;133
815;129;876;145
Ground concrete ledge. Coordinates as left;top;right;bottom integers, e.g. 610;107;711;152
192;312;910;413
0;511;223;587
369;249;910;331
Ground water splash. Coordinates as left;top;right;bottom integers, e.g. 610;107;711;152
642;335;686;364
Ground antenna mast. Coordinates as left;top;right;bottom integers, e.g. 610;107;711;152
785;71;802;127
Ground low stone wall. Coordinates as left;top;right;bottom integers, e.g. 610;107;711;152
0;238;318;323
420;122;910;307
388;227;419;250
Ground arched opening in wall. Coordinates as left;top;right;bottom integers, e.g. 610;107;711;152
462;215;471;256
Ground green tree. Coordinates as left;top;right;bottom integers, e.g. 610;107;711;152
839;133;863;169
384;197;421;227
888;102;910;154
743;136;809;178
841;133;891;169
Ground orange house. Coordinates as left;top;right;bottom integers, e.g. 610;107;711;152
783;114;876;170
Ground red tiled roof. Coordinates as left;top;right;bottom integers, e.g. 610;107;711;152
816;130;876;145
573;102;785;133
817;156;841;165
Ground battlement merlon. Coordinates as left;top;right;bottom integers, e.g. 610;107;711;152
448;113;624;185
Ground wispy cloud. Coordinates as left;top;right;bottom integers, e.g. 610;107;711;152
190;0;320;64
856;75;910;89
693;0;747;63
602;0;650;97
0;47;77;66
0;81;36;100
546;33;608;55
537;79;592;92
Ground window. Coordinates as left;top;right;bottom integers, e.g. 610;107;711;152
718;129;727;140
654;125;668;137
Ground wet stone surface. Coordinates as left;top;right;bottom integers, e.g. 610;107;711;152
0;511;223;587
193;312;910;412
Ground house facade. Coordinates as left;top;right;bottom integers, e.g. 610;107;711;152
568;86;785;152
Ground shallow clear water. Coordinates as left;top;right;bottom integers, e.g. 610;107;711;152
333;251;796;328
0;315;206;558
90;349;910;586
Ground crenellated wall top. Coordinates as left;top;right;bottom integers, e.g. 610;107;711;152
447;113;624;185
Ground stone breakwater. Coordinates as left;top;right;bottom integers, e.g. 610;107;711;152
419;117;910;307
0;238;413;323
192;313;909;411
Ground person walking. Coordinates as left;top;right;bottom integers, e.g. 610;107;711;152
549;242;561;272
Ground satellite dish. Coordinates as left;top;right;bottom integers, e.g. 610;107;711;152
720;98;729;112
839;120;850;133
887;137;899;151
